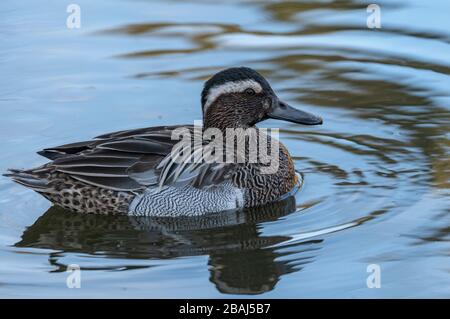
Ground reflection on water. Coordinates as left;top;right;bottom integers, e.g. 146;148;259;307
16;197;318;295
1;0;449;297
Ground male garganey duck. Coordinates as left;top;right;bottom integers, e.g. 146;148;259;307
5;67;322;216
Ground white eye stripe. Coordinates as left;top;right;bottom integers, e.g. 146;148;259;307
203;79;263;113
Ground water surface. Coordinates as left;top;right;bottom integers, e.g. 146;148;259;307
0;0;449;297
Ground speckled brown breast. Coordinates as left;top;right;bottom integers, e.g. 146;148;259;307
231;139;298;208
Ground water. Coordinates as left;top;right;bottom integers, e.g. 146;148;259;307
0;0;449;298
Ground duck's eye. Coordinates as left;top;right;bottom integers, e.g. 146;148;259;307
245;88;256;96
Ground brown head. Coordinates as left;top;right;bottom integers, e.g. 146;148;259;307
201;67;323;130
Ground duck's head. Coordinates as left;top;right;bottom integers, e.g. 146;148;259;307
201;67;323;130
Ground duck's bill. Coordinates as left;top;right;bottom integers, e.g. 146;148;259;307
268;100;323;125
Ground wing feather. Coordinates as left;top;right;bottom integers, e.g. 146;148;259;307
96;138;172;155
36;124;235;191
37;126;189;191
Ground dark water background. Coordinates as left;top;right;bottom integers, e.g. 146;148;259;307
0;0;449;297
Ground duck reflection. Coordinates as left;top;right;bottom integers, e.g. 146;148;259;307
15;196;320;294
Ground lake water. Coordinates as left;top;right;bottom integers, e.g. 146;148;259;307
0;0;449;298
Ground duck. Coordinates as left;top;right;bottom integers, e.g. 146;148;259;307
4;67;322;216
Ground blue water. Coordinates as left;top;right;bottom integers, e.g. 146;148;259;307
0;0;449;298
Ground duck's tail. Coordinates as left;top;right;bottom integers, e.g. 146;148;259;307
4;166;134;214
3;167;51;192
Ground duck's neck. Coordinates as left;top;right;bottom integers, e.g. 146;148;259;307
202;121;253;133
202;102;253;132
203;115;254;132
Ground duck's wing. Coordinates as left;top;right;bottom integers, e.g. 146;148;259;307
38;125;236;192
37;125;192;191
153;127;239;189
38;125;183;160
